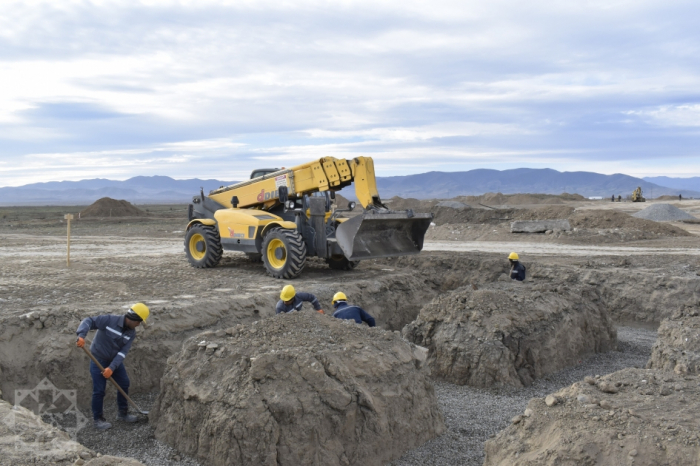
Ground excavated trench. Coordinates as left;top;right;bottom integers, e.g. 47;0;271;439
2;251;699;465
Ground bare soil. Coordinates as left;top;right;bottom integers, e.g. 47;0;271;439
0;199;699;465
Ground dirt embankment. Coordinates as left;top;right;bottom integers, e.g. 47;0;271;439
151;312;445;466
484;368;700;465
403;283;616;387
0;257;463;411
647;303;700;374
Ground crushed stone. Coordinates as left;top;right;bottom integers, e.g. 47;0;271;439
392;326;654;466
632;203;696;222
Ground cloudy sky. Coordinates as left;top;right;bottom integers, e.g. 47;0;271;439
1;0;699;187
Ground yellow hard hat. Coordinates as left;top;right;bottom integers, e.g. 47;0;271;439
332;292;347;304
280;285;296;301
508;252;519;261
129;303;150;322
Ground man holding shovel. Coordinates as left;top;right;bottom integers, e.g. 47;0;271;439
75;303;149;430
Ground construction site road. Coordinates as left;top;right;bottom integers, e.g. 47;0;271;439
2;234;700;259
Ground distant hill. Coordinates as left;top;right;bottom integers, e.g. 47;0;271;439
1;169;699;205
0;176;237;205
374;169;700;199
643;176;700;193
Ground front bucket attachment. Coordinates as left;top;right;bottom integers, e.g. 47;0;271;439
335;211;433;261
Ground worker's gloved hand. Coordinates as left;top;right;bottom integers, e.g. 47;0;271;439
317;309;325;314
76;337;85;348
102;368;113;379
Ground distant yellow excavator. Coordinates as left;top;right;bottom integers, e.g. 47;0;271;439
631;186;646;202
184;156;433;278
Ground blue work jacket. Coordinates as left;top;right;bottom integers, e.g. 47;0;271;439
332;302;376;327
276;292;322;314
76;314;135;371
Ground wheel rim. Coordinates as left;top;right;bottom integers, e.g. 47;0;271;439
189;233;206;260
266;238;287;269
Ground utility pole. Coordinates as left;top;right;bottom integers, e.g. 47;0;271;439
64;214;74;266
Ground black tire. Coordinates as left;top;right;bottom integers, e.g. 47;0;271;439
184;224;223;268
246;253;263;263
262;228;307;279
326;255;359;270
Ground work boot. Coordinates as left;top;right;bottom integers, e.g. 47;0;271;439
93;417;112;430
117;411;138;423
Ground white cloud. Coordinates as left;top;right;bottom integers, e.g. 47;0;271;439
0;0;699;185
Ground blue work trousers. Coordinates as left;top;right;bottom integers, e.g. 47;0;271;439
89;359;130;420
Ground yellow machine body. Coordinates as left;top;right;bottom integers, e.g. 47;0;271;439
185;156;433;278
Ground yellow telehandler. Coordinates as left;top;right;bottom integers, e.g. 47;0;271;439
184;156;433;278
631;186;646;202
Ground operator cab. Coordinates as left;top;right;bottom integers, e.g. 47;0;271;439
250;168;280;179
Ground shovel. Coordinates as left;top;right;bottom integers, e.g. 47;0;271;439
81;345;149;416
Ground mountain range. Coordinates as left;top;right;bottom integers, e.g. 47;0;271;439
1;170;698;205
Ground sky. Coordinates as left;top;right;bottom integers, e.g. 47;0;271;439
1;0;699;187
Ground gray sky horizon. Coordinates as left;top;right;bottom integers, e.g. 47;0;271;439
1;0;699;187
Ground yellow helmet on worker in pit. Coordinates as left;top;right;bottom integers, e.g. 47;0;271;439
127;303;150;323
332;292;347;305
280;285;296;302
508;252;519;261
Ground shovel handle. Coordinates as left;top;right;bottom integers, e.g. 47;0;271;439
81;345;147;414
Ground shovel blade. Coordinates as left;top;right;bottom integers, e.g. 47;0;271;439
335;211;433;261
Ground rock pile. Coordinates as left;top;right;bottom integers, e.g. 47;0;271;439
647;303;700;374
0;398;144;466
80;198;147;218
632;203;696;222
484;368;700;465
150;312;445;466
402;283;617;387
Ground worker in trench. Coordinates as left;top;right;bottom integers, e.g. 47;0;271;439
75;303;150;430
508;252;526;281
331;292;376;327
276;285;324;314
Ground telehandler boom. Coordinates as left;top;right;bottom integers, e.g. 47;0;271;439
185;156;433;278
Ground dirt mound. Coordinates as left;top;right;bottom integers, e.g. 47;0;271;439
80;198;147;218
436;200;469;209
569;209;690;236
459;192;585;206
484;368;700;465
0;398;143;465
647;303;700;374
150;312;445;466
632;203;696;222
385;196;438;211
402;282;617;388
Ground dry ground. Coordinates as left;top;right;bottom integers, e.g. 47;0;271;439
1;199;699;465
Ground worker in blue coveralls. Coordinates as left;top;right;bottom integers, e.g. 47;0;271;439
331;292;376;327
276;285;324;314
75;303;149;430
508;252;526;281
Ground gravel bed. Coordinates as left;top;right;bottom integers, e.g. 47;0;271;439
391;326;656;466
76;391;201;466
73;326;654;466
632;203;696;221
